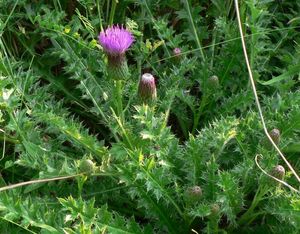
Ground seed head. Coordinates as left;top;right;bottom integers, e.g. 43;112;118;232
98;25;134;56
138;73;157;103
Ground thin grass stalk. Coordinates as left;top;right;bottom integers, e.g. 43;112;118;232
182;0;206;61
109;0;117;26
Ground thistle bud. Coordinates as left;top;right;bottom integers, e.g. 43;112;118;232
269;128;280;145
210;203;220;216
79;159;95;174
208;75;219;89
271;165;285;180
138;73;157;103
184;186;202;203
173;47;181;59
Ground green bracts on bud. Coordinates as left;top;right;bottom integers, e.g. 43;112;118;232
263;128;281;149
271;165;285;180
210;203;220;216
138;73;157;103
79;159;95;174
269;128;280;145
107;54;129;80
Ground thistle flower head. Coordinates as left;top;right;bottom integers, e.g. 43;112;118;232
138;73;157;103
98;25;134;56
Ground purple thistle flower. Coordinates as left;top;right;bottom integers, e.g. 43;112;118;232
98;25;134;80
98;25;134;56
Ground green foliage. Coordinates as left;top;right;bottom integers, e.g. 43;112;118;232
0;0;300;233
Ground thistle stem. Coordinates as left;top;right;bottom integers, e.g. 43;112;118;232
96;0;103;31
0;134;20;144
111;109;133;150
192;94;208;134
238;184;268;225
208;218;219;233
115;80;124;123
182;0;206;61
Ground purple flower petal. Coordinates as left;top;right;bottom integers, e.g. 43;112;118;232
98;25;134;56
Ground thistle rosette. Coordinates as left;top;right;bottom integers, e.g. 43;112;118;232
98;25;134;80
138;73;157;103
